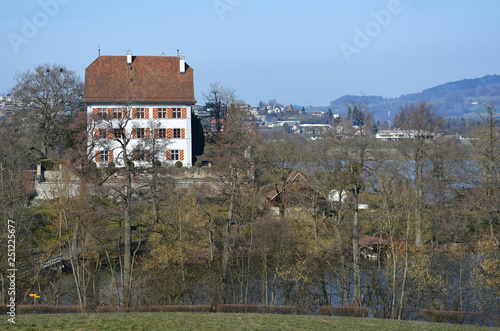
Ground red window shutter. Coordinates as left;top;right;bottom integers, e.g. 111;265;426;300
146;128;150;139
107;108;113;118
107;129;113;139
132;128;137;139
180;150;184;161
132;108;137;119
167;128;173;139
95;151;100;162
146;150;151;162
109;150;114;162
181;128;186;138
145;108;150;119
182;108;187;119
154;128;159;138
166;150;171;161
153;108;158;119
167;108;172;118
132;150;137;160
92;108;98;118
94;129;98;139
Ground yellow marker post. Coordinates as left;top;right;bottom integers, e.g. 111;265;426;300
29;293;40;305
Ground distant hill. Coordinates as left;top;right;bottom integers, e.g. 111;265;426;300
328;75;500;120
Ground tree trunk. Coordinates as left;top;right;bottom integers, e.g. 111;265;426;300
398;212;411;320
333;200;348;306
221;166;237;303
123;163;133;308
415;158;423;247
353;188;361;307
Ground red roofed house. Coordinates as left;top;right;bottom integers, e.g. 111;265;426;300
83;50;196;167
265;171;329;215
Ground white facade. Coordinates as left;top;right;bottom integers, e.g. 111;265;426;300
88;105;192;167
376;129;435;141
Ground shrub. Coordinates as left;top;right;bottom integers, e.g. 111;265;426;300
126;160;135;169
217;304;296;314
108;161;116;168
175;161;183;168
319;306;368;317
0;305;88;314
153;160;162;168
195;160;202;168
96;305;211;313
41;159;57;170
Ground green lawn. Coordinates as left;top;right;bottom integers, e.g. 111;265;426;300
1;312;497;331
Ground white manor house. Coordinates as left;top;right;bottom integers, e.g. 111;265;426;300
84;50;196;167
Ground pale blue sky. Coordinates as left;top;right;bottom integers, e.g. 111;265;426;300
1;0;499;106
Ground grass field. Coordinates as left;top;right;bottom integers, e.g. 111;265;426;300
1;313;498;331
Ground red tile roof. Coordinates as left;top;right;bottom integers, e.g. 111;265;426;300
83;56;196;104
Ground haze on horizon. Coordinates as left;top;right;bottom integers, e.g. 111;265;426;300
1;0;499;107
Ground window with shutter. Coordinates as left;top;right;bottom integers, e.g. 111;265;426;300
96;150;109;162
95;108;108;120
112;108;124;119
113;128;124;139
134;108;146;119
136;128;145;138
158;108;168;118
172;108;182;118
170;150;180;161
97;129;107;139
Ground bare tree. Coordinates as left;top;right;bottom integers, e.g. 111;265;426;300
469;104;500;245
268;98;283;110
11;64;83;159
394;101;442;247
203;82;237;133
91;104;137;308
202;104;255;304
326;100;373;307
258;133;302;218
